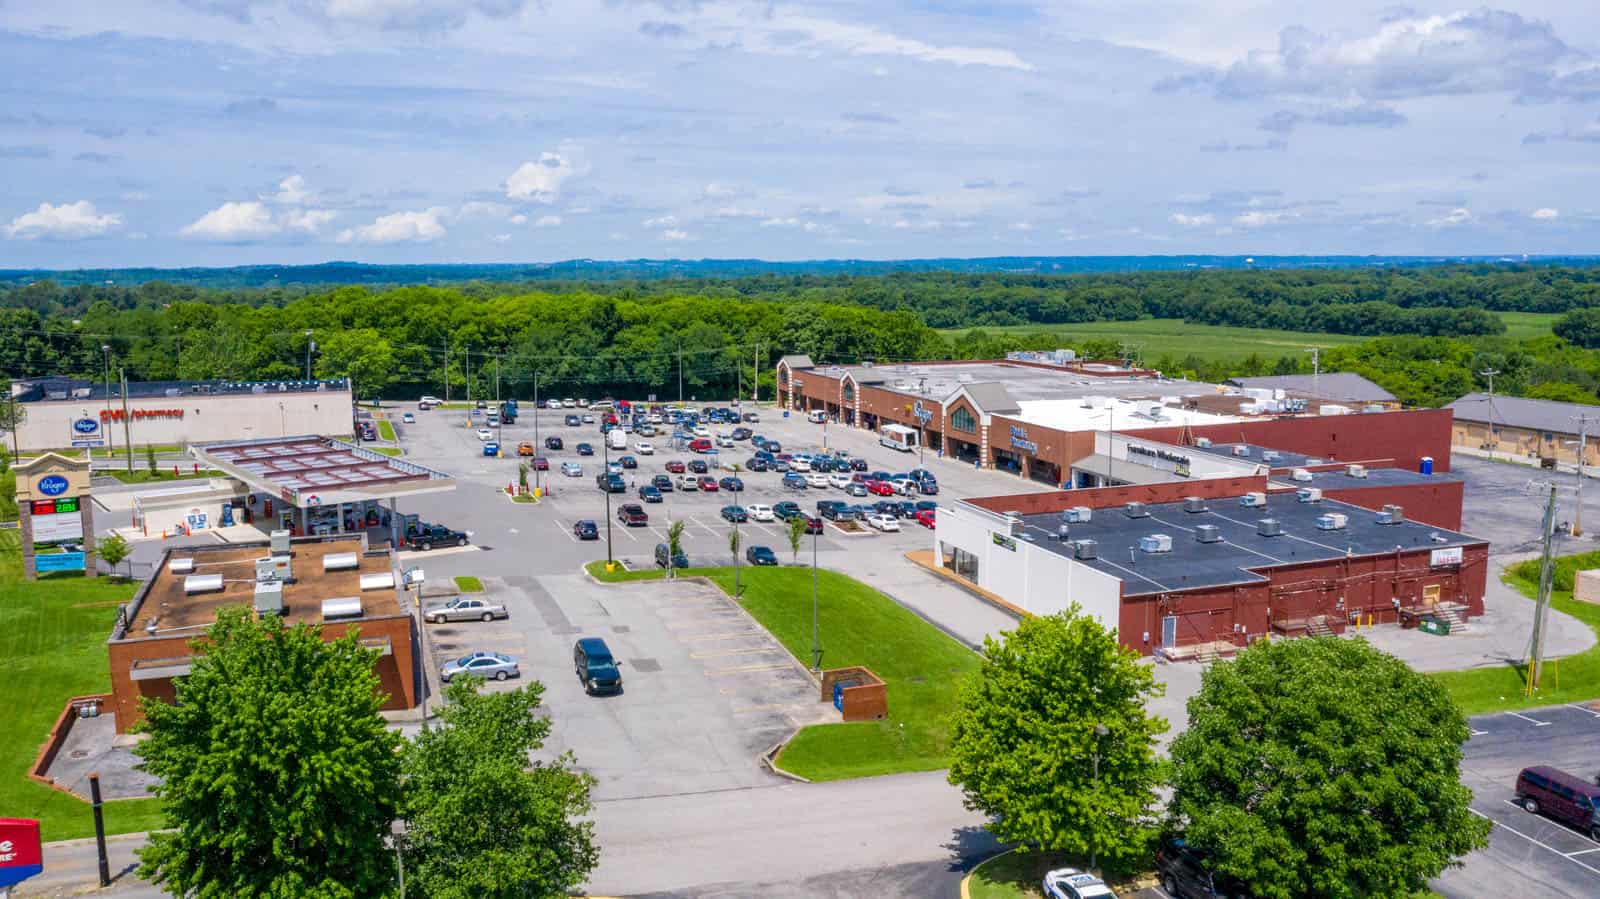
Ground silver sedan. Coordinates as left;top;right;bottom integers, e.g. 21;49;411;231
423;596;509;623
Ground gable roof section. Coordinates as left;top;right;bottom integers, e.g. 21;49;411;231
945;382;1020;417
1228;373;1397;404
1447;392;1596;434
777;354;814;371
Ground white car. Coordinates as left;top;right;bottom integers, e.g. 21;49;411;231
805;472;829;488
635;441;655;455
563;398;577;407
582;414;595;423
677;474;700;491
561;462;583;477
866;513;901;532
747;503;775;522
789;458;812;472
649;414;664;425
578;398;590;407
545;399;562;409
893;479;919;496
474;428;493;441
693;426;710;438
1042;868;1117;899
717;434;734;448
828;473;853;489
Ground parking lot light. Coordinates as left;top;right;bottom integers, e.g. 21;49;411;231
811;526;821;672
603;437;614;568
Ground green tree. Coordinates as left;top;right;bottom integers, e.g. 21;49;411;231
785;514;807;561
97;532;131;578
1167;638;1490;899
1526;381;1600;405
399;677;598;899
517;461;530;493
948;606;1167;871
1555;307;1600;348
134;608;402;899
316;328;399;399
145;442;159;475
667;519;686;578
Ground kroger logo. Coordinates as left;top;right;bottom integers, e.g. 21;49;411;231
73;418;100;435
37;475;70;497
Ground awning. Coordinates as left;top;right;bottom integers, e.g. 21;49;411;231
1070;454;1188;485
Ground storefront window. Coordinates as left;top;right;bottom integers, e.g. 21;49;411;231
843;383;854;402
951;407;977;433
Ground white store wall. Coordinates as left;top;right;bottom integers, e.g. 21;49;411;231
15;387;354;452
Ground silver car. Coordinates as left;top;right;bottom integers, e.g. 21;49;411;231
423;596;509;623
440;651;519;682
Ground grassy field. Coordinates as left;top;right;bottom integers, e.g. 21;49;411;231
1430;557;1600;715
1498;311;1560;340
0;530;165;840
103;443;184;459
368;446;403;457
377;420;397;442
585;561;979;780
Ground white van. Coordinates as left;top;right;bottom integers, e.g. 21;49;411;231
609;428;628;451
807;410;827;424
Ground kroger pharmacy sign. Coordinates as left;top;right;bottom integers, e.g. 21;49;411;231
0;817;43;889
36;475;70;497
72;417;100;435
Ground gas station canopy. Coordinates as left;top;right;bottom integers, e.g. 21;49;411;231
190;436;455;508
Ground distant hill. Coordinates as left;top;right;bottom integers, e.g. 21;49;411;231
5;255;1597;289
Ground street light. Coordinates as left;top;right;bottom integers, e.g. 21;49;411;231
389;819;408;899
602;435;615;567
100;344;112;457
811;523;821;671
1091;723;1109;873
304;330;315;380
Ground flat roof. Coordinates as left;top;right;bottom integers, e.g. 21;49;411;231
1071;453;1190;485
191;435;455;507
803;360;1228;405
13;376;350;403
121;536;401;638
1017;397;1242;433
1007;492;1482;597
1279;467;1462;491
1189;441;1323;470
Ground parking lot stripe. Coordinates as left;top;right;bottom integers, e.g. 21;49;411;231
691;646;781;659
554;520;579;543
1471;809;1600;876
704;662;791;675
1565;703;1600;718
1506;710;1552;727
1568;848;1600;857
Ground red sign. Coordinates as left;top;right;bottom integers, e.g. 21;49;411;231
0;818;43;888
100;408;184;421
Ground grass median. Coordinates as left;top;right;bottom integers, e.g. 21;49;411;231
584;560;979;780
377;420;396;441
1430;553;1600;715
104;468;222;484
0;530;165;840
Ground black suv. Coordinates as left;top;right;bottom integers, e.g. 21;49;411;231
1156;837;1250;898
817;500;848;520
573;637;622;695
545;436;564;450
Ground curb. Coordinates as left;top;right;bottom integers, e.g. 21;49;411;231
960;847;1019;899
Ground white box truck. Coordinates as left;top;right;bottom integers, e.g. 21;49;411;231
879;423;919;452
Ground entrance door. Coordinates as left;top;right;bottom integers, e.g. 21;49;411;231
1161;615;1177;649
1423;584;1441;607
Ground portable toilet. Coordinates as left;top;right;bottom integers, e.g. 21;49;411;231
1420;456;1434;476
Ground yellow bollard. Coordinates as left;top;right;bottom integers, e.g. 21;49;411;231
534;487;542;498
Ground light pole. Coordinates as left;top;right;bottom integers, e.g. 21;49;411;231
533;372;542;491
1479;367;1499;460
494;356;503;446
100;344;112;458
304;330;315;381
1091;723;1109;873
390;819;407;899
810;524;821;671
603;436;615;567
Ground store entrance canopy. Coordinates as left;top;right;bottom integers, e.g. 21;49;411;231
190;436;455;508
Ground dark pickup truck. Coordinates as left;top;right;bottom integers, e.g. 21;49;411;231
405;525;469;551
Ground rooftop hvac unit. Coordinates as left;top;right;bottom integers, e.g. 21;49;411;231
1316;513;1349;531
1124;502;1150;518
1195;524;1223;543
359;572;396;591
1240;492;1267;508
1073;539;1098;560
1307;458;1323;465
255;555;291;582
71;387;92;399
1290;468;1313;482
270;529;292;555
1183;496;1208;513
168;557;195;575
1261;450;1281;462
1319;404;1351;416
1195;437;1213;448
1346;464;1368;479
1382;504;1405;523
184;573;224;594
254;580;285;617
1138;533;1173;554
321;597;362;620
1231;445;1251;457
1362;404;1387;414
1375;511;1399;525
1063;506;1093;523
323;552;360;572
1257;518;1283;537
1143;402;1165;418
1296;487;1323;503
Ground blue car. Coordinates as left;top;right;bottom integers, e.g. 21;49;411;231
782;472;807;490
482;442;499;456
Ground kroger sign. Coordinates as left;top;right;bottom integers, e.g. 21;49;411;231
36;475;70;497
72;417;101;436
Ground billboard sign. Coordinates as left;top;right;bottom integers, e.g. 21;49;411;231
1430;546;1464;567
36;552;87;573
0;818;43;888
31;512;84;543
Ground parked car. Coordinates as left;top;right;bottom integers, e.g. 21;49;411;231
573;519;599;540
805;472;829;488
474;428;494;441
545;436;564;450
844;481;869;497
773;501;803;520
745;545;778;565
688;459;709;474
747;503;775;522
847;504;876;521
848;457;868;472
817;500;848;520
782;472;808;491
405;525;469;551
1042;868;1118;899
731;427;752;440
788;457;812;473
803;515;824;534
720;505;748;523
483;441;500;457
873;500;902;516
677;474;700;491
916;508;936;529
866;480;895;496
616;504;648;526
654;543;689;570
576;442;594;456
1155;837;1248;899
517;441;536;456
697;475;719;492
531;457;549;471
652;474;675;492
565;414;582;426
866;513;902;532
826;473;853;489
745;456;769;472
582;413;595;424
892;478;920;496
441;651;518;683
717;434;735;448
401;412;415;423
665;459;687;473
1516;766;1600;840
425;596;509;623
916;500;938;513
596;473;626;493
635;441;655;455
573;637;623;695
638;485;663;503
618;455;638;469
560;461;583;477
718;476;744;492
689;437;714;453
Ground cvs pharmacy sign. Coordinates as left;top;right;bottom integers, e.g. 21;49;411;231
0;817;43;888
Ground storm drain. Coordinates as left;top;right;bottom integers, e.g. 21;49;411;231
629;657;662;673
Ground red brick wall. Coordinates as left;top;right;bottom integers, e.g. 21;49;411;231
1137;408;1454;473
965;476;1271;515
1320;479;1465;531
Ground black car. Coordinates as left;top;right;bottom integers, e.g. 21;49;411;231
546;436;564;450
576;442;594;456
817;500;848;520
742;412;759;422
638;485;663;503
731;427;752;440
596;473;626;493
572;519;599;540
720;505;748;523
849;458;869;472
688;459;709;474
773;501;804;520
574;637;623;695
652;474;674;492
847;504;876;520
718;476;744;492
1156;838;1248;899
618;455;638;469
915;500;938;513
873;500;902;516
654;542;689;569
404;525;469;551
745;545;778;566
745;457;769;472
894;501;919;518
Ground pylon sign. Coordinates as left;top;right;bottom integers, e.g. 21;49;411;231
0;818;43;888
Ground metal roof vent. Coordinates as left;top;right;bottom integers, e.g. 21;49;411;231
254;580;284;617
1290;468;1313;482
1183;496;1208;513
1138;533;1173;553
1296;487;1323;503
321;597;362;620
1261;450;1281;462
255;556;291;582
359;572;396;591
184;573;224;594
1073;539;1098;560
270;529;292;555
1346;464;1368;479
1124;502;1150;518
1240;492;1267;508
1194;437;1212;448
1195;524;1223;543
1063;506;1093;523
323;552;360;572
1257;518;1283;537
168;557;195;575
1316;512;1349;531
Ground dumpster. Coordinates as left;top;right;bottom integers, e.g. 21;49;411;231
1418;615;1450;636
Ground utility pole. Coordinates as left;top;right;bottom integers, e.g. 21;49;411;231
304;330;315;381
753;343;760;403
444;338;451;403
1529;483;1559;691
1479;367;1499;460
1573;413;1592;537
494;356;502;445
1306;347;1321;403
464;348;471;405
533;372;541;490
119;369;133;474
677;343;684;405
603;437;615;567
101;344;113;459
811;525;821;671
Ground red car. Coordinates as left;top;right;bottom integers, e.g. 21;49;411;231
916;509;936;529
804;516;824;535
866;480;894;496
616;504;648;526
689;438;713;453
697;476;719;492
532;457;550;471
665;460;687;473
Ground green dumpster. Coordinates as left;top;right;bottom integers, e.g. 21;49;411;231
1418;616;1450;636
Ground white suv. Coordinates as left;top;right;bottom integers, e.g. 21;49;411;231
828;473;853;489
635;442;655;455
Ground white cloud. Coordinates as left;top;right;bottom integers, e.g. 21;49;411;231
1532;207;1560;220
457;201;511;219
643;215;678;228
1234;210;1295;228
262;174;311;205
1427;207;1475;227
567;206;591;215
760;217;800;227
702;183;737;199
4;200;122;240
283;208;336;234
181;201;279;240
725;8;1033;71
1169;212;1216;227
510;214;528;225
1009;221;1034;231
661;229;691;241
504;146;587;203
535;215;561;227
492;233;511;243
337;208;447;244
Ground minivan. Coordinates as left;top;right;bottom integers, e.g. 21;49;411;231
655;542;689;569
573;637;622;695
1516;766;1600;839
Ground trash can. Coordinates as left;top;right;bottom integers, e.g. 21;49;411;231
1418;616;1450;636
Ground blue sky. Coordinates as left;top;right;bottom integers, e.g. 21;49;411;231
2;1;1599;267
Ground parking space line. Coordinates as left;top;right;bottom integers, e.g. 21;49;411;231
1566;703;1600;718
1569;847;1600;856
691;646;781;659
1507;711;1552;727
553;520;579;543
1469;727;1490;736
704;662;791;675
614;525;640;543
1471;809;1600;876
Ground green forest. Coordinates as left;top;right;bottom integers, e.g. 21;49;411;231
5;265;1600;409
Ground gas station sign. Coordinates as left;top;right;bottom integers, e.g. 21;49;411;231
0;817;43;889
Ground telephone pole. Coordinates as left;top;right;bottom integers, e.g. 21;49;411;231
119;369;133;474
1306;347;1321;403
1573;413;1593;537
1479;367;1499;460
443;338;451;403
677;343;684;405
1528;482;1559;691
494;356;502;445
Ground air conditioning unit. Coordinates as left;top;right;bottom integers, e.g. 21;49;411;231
323;552;359;572
1240;492;1267;508
1138;533;1173;553
1345;464;1367;479
321;597;363;620
1291;468;1313;482
1124;502;1150;518
1316;513;1349;531
1375;511;1399;525
1296;487;1323;503
1183;496;1208;513
1073;539;1098;560
255;555;291;582
1231;445;1250;457
1382;504;1405;523
1194;437;1213;448
168;557;195;574
254;580;285;617
184;573;224;594
270;529;292;555
1062;506;1093;523
1195;524;1222;543
1261;450;1281;462
1258;518;1283;537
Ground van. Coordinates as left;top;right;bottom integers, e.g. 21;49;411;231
573;637;623;695
688;437;713;453
807;410;827;424
1516;766;1600;839
654;542;689;569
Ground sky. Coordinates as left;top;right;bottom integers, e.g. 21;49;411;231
2;0;1600;267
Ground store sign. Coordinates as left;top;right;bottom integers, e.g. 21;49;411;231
72;417;101;437
0;817;44;889
1129;443;1190;469
304;494;323;507
992;532;1017;551
99;408;184;421
1430;546;1464;567
32;512;84;543
1008;425;1038;454
35;475;70;497
186;508;209;531
913;401;933;426
35;552;86;573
